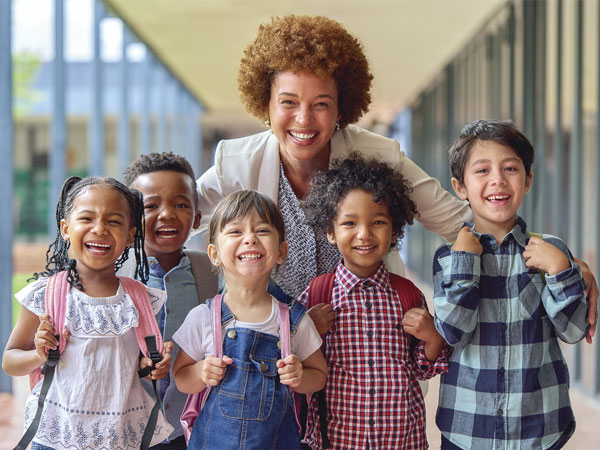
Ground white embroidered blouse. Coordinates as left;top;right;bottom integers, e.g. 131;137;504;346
15;277;173;450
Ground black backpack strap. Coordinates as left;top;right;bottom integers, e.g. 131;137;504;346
13;339;60;450
140;335;163;450
316;389;331;449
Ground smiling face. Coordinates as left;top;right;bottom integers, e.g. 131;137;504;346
451;140;533;240
267;70;341;168
327;189;396;279
207;210;287;285
60;184;135;280
131;170;200;270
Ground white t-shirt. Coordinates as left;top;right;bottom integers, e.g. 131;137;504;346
16;277;173;450
173;297;322;363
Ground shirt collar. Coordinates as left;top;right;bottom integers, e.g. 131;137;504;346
147;253;191;278
335;259;390;293
467;215;529;249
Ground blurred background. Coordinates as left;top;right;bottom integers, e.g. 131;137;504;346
1;0;599;447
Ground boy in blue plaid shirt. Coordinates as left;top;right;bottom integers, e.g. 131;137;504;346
433;119;589;449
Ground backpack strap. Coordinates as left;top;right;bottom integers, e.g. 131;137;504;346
16;272;70;450
527;232;547;281
119;276;164;356
389;273;423;312
186;250;219;304
305;273;335;449
211;294;225;358
118;276;164;450
306;272;336;309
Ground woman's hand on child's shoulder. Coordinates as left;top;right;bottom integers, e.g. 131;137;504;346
452;226;483;255
200;355;233;386
308;304;335;335
523;237;569;276
277;354;303;389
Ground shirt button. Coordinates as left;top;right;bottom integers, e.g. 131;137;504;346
365;302;372;310
366;331;373;338
497;409;503;416
166;308;170;314
165;403;170;410
165;276;170;282
369;419;375;426
368;359;375;367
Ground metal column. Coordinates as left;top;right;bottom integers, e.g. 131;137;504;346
118;27;131;176
552;0;564;238
89;0;104;176
49;0;66;234
0;0;13;393
571;0;584;382
140;48;152;155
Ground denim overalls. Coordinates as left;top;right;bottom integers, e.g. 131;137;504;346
188;298;306;450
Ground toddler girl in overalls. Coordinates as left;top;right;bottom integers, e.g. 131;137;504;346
172;190;327;449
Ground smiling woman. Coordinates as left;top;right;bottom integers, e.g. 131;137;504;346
191;14;473;301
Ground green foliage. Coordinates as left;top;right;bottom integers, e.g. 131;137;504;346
13;50;42;117
12;273;32;326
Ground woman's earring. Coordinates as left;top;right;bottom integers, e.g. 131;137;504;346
264;119;271;128
214;258;220;266
335;121;340;131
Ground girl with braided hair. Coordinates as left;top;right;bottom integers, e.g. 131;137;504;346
3;176;174;449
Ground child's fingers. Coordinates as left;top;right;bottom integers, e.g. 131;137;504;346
163;341;174;354
283;354;299;366
62;328;71;340
222;356;233;365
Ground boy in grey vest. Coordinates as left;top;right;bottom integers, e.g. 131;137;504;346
123;152;219;449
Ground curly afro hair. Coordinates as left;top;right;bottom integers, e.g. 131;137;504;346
238;15;373;127
304;153;418;242
122;152;198;208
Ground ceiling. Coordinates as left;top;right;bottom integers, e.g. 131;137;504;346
105;0;506;127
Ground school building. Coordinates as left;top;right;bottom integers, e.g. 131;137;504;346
1;1;599;447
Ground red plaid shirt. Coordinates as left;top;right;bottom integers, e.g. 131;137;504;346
298;262;449;450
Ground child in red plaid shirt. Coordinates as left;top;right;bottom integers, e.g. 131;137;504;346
299;153;449;449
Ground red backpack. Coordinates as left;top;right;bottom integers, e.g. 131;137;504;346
15;271;164;450
301;271;423;449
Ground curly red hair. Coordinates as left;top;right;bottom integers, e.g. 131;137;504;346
238;15;373;127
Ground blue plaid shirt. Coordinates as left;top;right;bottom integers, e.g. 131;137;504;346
432;217;588;449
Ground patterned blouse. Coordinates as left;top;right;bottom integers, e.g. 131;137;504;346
272;163;341;298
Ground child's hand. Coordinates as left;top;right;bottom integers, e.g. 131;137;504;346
277;354;303;389
199;355;233;386
523;237;569;276
452;226;483;255
308;304;335;335
34;314;59;362
402;308;445;362
402;308;439;343
141;341;174;380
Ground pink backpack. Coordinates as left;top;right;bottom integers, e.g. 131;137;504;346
16;271;164;450
180;294;293;444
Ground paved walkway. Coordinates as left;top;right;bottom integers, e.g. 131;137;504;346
1;373;598;449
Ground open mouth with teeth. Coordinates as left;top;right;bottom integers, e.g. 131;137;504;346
288;130;318;142
85;242;111;255
238;252;263;261
353;245;377;253
156;227;179;239
486;194;510;203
